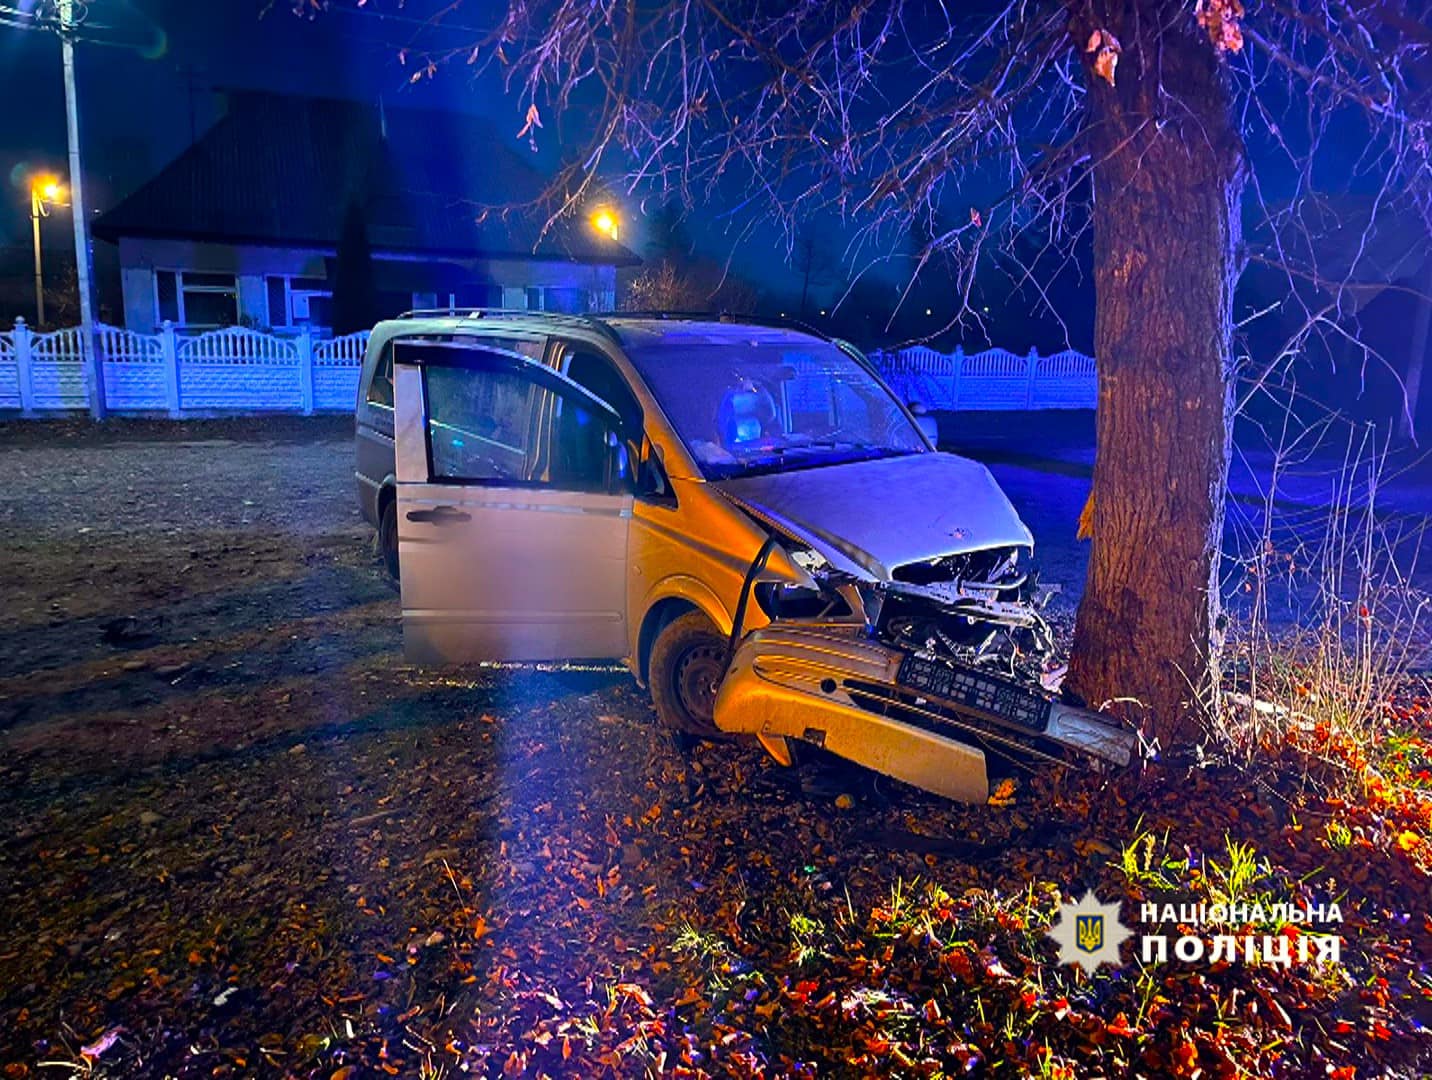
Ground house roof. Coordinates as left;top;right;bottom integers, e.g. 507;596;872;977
93;91;638;266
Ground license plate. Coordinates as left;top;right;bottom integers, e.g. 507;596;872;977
896;654;1051;732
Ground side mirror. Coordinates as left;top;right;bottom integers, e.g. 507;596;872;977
907;400;929;416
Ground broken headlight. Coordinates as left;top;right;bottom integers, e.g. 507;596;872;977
753;581;852;620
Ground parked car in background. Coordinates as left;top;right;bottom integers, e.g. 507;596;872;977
354;310;1134;801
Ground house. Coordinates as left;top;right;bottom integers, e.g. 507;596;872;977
92;91;638;334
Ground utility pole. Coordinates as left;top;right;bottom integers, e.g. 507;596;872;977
59;0;105;419
30;189;46;326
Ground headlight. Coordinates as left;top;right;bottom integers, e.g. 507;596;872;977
754;581;852;620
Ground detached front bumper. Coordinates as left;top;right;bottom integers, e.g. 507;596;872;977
713;623;1136;803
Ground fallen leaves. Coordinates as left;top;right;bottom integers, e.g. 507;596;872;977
988;777;1018;807
3;463;1428;1078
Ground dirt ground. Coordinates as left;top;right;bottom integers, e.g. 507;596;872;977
2;417;1426;1078
0;417;1067;1076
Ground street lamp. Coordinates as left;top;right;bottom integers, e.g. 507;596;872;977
591;208;619;241
30;175;67;326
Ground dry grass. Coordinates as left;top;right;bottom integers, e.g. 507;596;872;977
1215;415;1431;804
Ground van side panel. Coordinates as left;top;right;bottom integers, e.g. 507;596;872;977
626;476;770;663
354;329;398;527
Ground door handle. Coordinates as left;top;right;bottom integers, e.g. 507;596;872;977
406;505;472;525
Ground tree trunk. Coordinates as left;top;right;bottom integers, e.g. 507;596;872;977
1064;2;1246;752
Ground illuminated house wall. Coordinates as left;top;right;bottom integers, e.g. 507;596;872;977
114;238;618;334
95;92;634;334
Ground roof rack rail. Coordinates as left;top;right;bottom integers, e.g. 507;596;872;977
391;307;624;345
590;310;832;342
394;306;592;326
390;307;834;348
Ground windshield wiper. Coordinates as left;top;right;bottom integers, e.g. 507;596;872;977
720;444;917;478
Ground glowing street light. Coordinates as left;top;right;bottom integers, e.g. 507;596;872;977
29;175;68;326
591;208;619;241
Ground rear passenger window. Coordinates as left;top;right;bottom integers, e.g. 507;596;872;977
366;346;394;408
375;336;543;411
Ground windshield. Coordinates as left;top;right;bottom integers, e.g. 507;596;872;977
623;336;928;479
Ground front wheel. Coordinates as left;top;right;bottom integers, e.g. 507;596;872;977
650;611;728;738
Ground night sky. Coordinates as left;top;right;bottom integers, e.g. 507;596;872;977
1;1;824;304
2;3;504;238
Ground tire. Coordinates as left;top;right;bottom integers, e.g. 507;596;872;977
650;611;728;738
378;497;400;582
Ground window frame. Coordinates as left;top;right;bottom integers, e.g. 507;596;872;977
153;268;240;329
365;343;395;409
263;274;334;329
553;341;644;438
395;338;628;493
523;285;595;314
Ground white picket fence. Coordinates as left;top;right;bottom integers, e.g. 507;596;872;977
0;320;1097;416
869;345;1098;411
0;319;369;415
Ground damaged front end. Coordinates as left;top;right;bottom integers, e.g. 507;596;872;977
713;525;1138;803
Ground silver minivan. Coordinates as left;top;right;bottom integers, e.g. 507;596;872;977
355;310;1134;801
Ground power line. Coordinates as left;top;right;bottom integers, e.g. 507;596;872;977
325;2;498;38
0;4;45;30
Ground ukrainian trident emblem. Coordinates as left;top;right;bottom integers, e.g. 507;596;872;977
1049;891;1132;974
1076;914;1104;953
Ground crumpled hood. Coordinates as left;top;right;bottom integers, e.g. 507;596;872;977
713;452;1033;580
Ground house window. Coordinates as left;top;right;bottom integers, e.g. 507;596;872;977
155;270;239;328
412;286;503;314
454;284;503;309
545;287;588;314
524;286;592;314
265;277;287;327
264;275;334;329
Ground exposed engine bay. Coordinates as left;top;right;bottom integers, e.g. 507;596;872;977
714;528;1137;800
880;545;1058;687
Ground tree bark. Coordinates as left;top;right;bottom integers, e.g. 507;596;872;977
1064;1;1246;752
